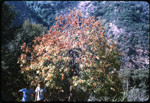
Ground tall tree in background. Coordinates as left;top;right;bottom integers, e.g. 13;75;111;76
1;2;19;101
1;2;17;44
18;8;123;101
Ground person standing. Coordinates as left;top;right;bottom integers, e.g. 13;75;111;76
35;81;47;102
18;83;35;102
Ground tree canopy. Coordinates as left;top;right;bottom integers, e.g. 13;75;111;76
18;9;123;101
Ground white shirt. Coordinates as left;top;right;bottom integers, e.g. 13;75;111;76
35;86;47;101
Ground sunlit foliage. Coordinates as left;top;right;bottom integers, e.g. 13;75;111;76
18;9;123;101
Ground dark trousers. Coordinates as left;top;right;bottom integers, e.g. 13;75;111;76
36;100;44;102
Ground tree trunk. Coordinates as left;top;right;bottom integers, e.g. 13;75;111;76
126;68;129;92
68;85;73;102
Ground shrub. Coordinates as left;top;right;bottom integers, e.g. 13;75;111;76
120;69;149;101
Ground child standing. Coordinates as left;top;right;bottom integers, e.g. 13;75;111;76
18;83;35;102
35;81;47;102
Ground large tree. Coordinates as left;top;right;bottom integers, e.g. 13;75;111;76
18;9;123;101
1;2;17;44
